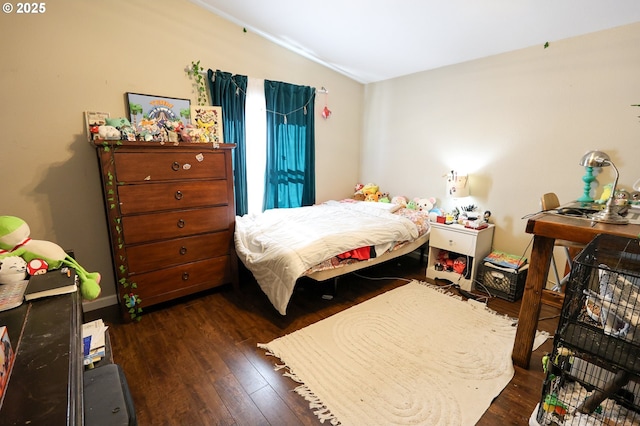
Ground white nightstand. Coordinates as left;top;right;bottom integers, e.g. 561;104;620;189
426;222;494;291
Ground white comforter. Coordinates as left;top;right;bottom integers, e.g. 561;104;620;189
235;201;420;315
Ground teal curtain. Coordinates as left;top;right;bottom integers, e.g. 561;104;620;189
208;69;248;216
263;80;316;209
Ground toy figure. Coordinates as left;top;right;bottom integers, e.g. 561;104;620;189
0;216;101;300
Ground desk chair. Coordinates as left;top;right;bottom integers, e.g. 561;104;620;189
540;192;587;291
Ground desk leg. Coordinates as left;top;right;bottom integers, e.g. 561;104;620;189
512;235;554;369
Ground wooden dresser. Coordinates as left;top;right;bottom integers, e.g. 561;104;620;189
94;141;238;314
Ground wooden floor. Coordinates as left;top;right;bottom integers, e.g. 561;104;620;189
92;255;561;425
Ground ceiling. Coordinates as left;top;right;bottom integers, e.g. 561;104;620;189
190;0;640;84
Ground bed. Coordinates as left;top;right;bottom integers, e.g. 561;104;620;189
234;200;431;315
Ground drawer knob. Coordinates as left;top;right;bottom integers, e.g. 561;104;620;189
179;246;187;255
177;219;185;228
171;161;180;171
175;190;183;200
182;272;189;281
449;240;454;246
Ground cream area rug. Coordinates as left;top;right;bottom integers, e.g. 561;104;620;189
259;281;549;426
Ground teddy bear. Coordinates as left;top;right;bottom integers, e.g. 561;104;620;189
415;197;436;212
0;216;101;300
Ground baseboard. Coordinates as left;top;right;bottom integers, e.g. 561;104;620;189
82;294;118;312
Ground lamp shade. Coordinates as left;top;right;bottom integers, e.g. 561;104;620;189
579;150;611;168
446;172;469;198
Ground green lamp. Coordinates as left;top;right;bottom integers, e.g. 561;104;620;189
577;166;596;203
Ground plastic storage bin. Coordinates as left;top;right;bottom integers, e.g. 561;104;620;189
477;262;528;301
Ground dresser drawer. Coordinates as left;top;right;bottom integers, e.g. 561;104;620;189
121;207;229;244
126;231;231;274
118;180;229;214
132;256;230;306
430;226;477;256
114;151;227;182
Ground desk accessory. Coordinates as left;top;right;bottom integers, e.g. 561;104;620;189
579;150;627;224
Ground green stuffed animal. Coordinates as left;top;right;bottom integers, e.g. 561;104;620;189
0;216;101;300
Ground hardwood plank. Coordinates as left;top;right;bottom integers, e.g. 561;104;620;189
101;255;557;426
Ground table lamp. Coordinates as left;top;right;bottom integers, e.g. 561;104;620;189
446;171;469;198
579;150;628;224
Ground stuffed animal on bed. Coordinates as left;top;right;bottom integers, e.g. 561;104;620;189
0;216;101;300
353;183;366;201
365;191;381;202
391;196;408;207
415;197;436;212
362;183;379;198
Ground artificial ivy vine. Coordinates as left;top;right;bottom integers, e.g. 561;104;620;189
102;141;143;321
187;60;208;106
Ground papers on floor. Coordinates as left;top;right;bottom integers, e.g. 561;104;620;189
82;319;108;366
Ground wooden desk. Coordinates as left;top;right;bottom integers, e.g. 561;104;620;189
512;212;640;369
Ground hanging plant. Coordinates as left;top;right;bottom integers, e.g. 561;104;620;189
187;60;208;106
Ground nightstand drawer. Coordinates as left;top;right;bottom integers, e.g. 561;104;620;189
430;226;476;256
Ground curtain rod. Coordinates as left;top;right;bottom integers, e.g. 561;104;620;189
196;67;328;93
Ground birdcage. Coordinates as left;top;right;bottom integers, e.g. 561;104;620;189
535;234;640;425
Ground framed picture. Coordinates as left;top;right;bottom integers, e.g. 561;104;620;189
84;111;110;142
125;93;191;127
190;106;224;144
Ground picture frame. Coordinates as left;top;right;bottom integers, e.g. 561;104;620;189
84;111;110;142
125;93;191;127
190;105;224;144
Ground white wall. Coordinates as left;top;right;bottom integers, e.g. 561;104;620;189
362;23;640;262
0;0;363;308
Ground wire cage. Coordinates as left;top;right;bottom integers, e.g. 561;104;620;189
558;234;640;370
535;234;640;425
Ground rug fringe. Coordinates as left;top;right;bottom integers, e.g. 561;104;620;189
294;384;340;425
412;280;520;324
